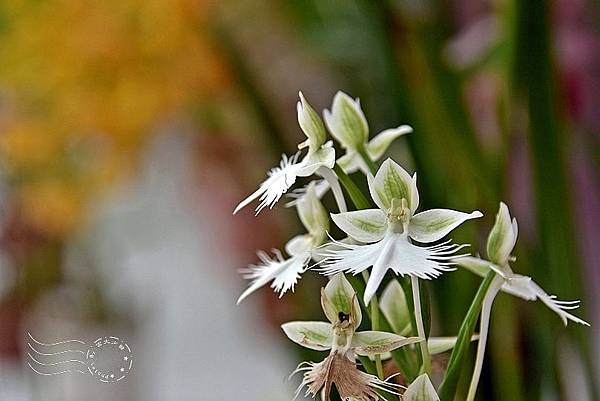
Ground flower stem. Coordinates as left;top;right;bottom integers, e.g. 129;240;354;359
361;271;385;379
438;271;495;401
357;146;378;175
332;164;371;209
318;167;347;213
411;276;431;374
466;275;503;401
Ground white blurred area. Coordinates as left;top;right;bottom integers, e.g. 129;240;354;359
1;132;300;400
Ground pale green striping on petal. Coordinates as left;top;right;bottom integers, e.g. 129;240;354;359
369;158;417;213
281;321;333;351
331;209;387;243
322;273;362;328
351;331;422;356
404;374;440;401
408;209;482;243
297;92;326;152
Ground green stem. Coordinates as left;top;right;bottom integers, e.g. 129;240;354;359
362;271;385;379
332;164;371;209
357;146;378;175
411;276;431;374
466;275;503;401
438;272;496;401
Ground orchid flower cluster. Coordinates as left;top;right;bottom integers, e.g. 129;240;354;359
234;91;589;401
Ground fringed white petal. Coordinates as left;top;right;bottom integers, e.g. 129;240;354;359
236;249;310;304
318;237;387;277
502;276;590;326
233;153;302;215
319;233;467;304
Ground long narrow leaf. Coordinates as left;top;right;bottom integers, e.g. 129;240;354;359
438;272;495;401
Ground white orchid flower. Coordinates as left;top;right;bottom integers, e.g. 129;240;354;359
233;92;335;215
324;91;411;168
336;124;412;175
285;93;411;209
319;158;482;304
325;91;412;176
284;274;421;401
455;202;589;327
236;183;328;303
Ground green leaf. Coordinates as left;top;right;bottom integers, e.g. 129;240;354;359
332;164;372;210
351;331;422;356
281;321;332;351
438;271;495;401
404;374;440;401
324;91;368;150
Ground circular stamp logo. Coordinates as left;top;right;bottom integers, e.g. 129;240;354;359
86;336;133;383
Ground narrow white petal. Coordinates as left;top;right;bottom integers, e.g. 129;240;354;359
364;247;391;305
499;274;538;300
366;125;412;160
237;250;310;304
521;279;589;326
331;209;387;243
233;153;302;215
408;209;483;243
453;256;509;278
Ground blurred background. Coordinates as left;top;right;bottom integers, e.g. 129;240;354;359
0;0;598;400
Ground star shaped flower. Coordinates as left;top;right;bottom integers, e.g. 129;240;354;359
283;273;421;401
455;202;589;326
320;158;482;304
233;92;335;215
237;182;329;303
